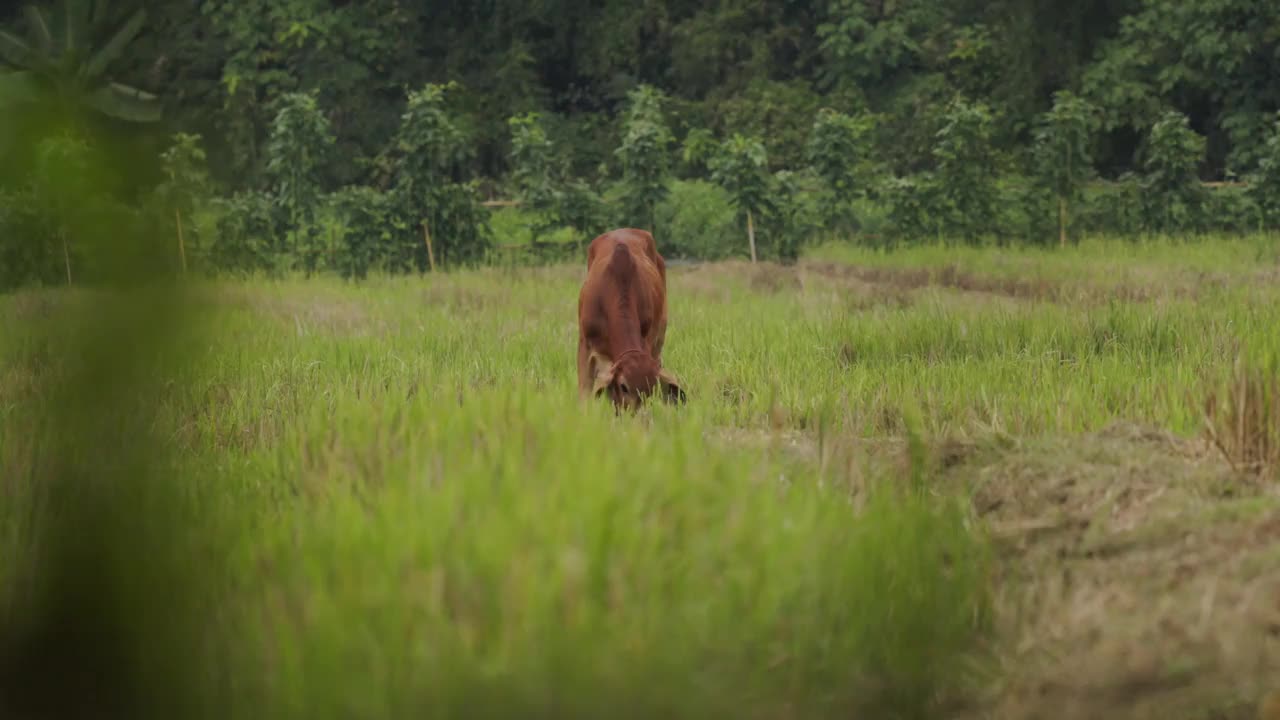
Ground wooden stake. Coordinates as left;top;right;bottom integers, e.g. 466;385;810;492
176;207;188;274
422;221;436;272
746;209;758;264
62;231;72;285
1058;196;1067;248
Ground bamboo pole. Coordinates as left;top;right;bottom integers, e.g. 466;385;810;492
422;221;436;272
1058;196;1067;248
176;207;188;274
746;209;758;264
62;231;72;285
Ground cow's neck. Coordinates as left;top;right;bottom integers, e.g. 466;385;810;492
604;291;647;360
601;245;650;360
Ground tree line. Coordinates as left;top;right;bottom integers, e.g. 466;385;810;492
2;0;1279;288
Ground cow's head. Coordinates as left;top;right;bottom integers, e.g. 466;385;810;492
592;350;686;412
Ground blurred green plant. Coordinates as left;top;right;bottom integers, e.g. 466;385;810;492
0;0;160;173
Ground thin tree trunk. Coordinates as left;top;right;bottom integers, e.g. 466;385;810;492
422;221;436;272
176;208;188;274
746;209;758;264
62;231;72;285
1058;196;1068;248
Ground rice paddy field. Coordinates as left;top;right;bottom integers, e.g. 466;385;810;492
2;235;1279;719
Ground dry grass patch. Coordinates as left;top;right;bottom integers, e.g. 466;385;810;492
947;422;1280;720
1202;356;1280;477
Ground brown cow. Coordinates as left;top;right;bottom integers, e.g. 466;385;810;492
577;228;686;411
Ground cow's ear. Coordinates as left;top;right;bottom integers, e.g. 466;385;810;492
592;361;617;397
657;368;687;405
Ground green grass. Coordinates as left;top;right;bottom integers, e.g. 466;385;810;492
1;271;991;718
2;234;1278;717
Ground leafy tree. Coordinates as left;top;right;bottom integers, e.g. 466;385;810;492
508;111;609;244
1140;111;1206;234
265;91;334;274
392;83;489;269
508;112;557;212
393;83;471;189
153;133;211;273
680;127;718;175
0;1;160;124
715;79;824;171
0;0;160;186
33;133;94;284
817;0;949;92
933;97;999;240
615;84;674;233
555;179;610;241
807;107;874;229
1083;0;1280;175
507;111;560;240
709;133;772;263
1031;91;1097;246
1247;113;1280;229
205;0;317;186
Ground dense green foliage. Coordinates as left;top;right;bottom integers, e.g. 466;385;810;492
2;0;1280;288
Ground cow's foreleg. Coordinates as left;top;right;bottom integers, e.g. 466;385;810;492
650;317;668;366
577;335;594;401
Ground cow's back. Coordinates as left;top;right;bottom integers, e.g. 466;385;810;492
587;228;664;279
580;228;668;353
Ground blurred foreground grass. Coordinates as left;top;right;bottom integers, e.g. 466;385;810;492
0;270;993;716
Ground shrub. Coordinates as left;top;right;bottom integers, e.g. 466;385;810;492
0;189;59;290
881;174;942;244
653;180;739;260
1205;185;1261;234
1078;176;1145;236
329;187;412;279
1140;111;1207;234
210;191;279;276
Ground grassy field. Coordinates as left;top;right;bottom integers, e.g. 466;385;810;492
2;235;1279;718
